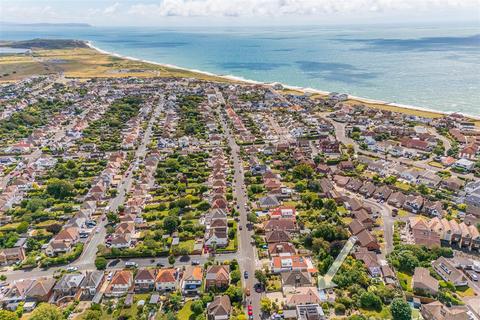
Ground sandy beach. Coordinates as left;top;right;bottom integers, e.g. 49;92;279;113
86;41;478;121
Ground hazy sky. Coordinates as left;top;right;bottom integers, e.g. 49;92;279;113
1;0;479;26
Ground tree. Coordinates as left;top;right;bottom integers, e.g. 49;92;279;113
95;257;108;270
190;300;204;315
0;310;18;320
391;298;411;320
46;179;73;199
359;292;382;311
168;255;176;266
163;216;179;234
30;303;63;320
255;270;267;286
230;269;241;284
292;164;314;180
225;285;243;303
260;297;272;313
81;310;101;320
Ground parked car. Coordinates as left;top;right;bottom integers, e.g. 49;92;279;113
125;262;138;268
244;271;249;279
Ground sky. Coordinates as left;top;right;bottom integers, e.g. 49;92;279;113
1;0;479;26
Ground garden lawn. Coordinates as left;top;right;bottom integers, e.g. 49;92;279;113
177;300;193;320
397;272;413;292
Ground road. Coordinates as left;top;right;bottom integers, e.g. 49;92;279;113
2;253;237;282
217;90;262;319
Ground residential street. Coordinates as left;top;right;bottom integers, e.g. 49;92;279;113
218;99;262;318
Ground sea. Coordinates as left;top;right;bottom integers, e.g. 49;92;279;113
1;23;479;116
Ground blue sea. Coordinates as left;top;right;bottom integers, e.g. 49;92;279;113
1;23;479;116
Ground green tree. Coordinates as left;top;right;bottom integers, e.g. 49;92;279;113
163;216;180;234
390;298;411;320
95;257;108;270
46;179;73;199
0;310;18;320
255;270;267;286
225;285;243;303
190;300;204;315
81;310;101;320
260;297;272;313
168;255;176;266
359;292;382;311
292;164;314;180
30;303;63;320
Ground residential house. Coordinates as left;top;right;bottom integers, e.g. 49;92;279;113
182;266;203;295
412;267;439;295
205;265;230;290
408;217;440;248
45;227;80;256
353;248;381;277
25;277;56;302
155;268;177;292
207;295;231;320
264;218;296;233
265;230;291;243
268;242;297;257
403;194;424;214
53;273;85;301
421;301;468;320
0;247;25;265
80;271;104;298
281;270;313;289
387;192;406;208
432;257;468;287
134;269;157;292
296;304;326;320
105;270;133;297
271;255;316;273
356;229;380;252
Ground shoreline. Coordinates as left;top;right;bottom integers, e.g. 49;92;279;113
85;41;479;121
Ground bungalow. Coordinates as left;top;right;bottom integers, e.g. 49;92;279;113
345;178;363;192
105;270;133;297
207;295;231;320
387;191;406;208
269;206;296;220
258;195;280;209
403;194;424;214
296;303;325;320
25;277;55;303
373;185;392;201
265;230;291;243
454;158;475;172
353;248;381;277
359;181;376;198
353;209;374;229
412;267;439;296
432;257;468;287
281;270;313;289
264;218;296;233
0;279;34;307
205;265;230;290
422;200;444;217
349;219;366;236
271;255;317;273
356;229;380;252
421;301;468;320
155;268;177;292
338;161;354;171
182;266;203;295
268;242;297;257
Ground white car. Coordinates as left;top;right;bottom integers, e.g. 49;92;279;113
66;267;78;272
